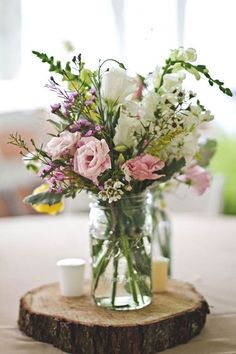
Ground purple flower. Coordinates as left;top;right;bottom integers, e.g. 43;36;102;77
63;107;70;116
69;118;101;137
95;125;101;132
51;103;61;113
90;87;97;96
70;118;92;132
38;164;52;177
56;186;62;194
70;123;80;133
44;165;52;172
84;129;93;137
85;99;93;106
62;92;78;115
68;91;78;102
49;177;56;185
64;101;71;109
79;118;91;127
54;171;64;181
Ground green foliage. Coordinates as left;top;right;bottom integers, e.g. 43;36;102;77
198;139;217;167
210;136;236;215
157;58;233;97
158;158;186;182
32;51;79;82
8;133;30;153
24;191;62;206
178;61;233;96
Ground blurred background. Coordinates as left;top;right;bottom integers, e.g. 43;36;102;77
0;0;235;217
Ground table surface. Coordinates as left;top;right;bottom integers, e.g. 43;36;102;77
0;213;236;354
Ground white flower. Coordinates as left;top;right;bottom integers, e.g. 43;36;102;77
160;92;179;105
170;47;186;61
171;62;183;73
101;67;136;104
186;66;201;80
124;101;141;116
201;110;214;122
169;131;200;163
185;48;197;62
161;72;186;92
190;105;202;116
151;66;162;88
113;112;143;149
170;47;197;63
142;91;160;122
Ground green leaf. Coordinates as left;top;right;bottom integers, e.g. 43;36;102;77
32;50;79;81
196;99;206;111
65;62;71;71
158;158;186;182
24;191;62;206
26;164;39;173
35;148;49;158
215;79;224;85
47;119;63;132
225;87;233;97
197;139;217;167
118;62;127;70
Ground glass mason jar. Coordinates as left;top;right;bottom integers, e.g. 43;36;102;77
149;188;172;276
89;192;152;310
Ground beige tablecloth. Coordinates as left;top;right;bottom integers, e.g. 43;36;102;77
0;213;236;353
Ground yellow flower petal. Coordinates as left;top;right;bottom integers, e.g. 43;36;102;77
33;183;50;194
31;184;64;215
32;202;64;215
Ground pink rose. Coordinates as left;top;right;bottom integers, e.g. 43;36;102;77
46;131;81;160
178;165;211;195
122;154;165;181
73;137;111;184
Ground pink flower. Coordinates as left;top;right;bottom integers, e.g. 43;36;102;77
178;165;211;195
46;131;81;160
122;154;165;181
73;137;111;184
133;77;145;101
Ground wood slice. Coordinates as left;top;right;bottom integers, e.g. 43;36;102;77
18;280;209;354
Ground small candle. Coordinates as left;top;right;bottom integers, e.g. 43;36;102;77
57;258;85;297
152;256;169;293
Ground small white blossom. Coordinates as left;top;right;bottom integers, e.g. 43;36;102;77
161;130;200;164
98;179;125;203
201;110;214;122
190;105;202;116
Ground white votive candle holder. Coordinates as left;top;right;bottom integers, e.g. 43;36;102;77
152;256;169;293
57;258;86;297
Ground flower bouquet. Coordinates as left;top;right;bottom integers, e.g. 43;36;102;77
9;47;232;310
